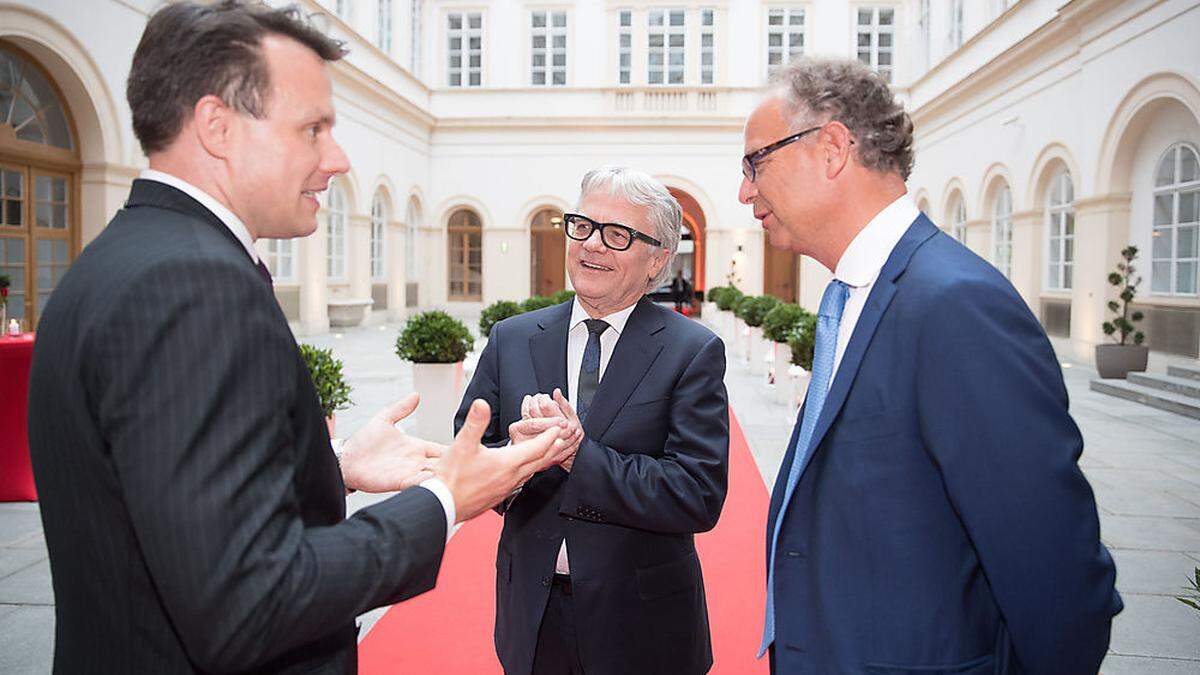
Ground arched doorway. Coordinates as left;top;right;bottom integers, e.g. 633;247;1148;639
529;207;565;296
667;188;706;313
447;207;482;301
763;241;798;302
0;41;80;330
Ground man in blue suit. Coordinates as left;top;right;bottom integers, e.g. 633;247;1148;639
739;58;1122;673
455;166;729;675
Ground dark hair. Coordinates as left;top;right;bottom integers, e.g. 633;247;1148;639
770;58;915;181
127;0;345;155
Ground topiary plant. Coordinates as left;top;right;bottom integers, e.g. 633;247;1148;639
706;286;727;307
550;289;576;305
298;344;352;418
736;295;780;328
523;295;557;312
715;285;744;311
787;313;819;370
762;303;809;343
479;300;525;338
395;310;473;364
1102;245;1146;346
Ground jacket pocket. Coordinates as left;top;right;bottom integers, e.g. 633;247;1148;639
636;551;700;600
865;653;994;674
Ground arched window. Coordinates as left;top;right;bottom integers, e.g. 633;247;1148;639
1152;143;1199;296
448;208;481;300
265;239;296;282
371;189;388;281
326;183;347;280
950;193;967;242
0;43;80;329
1045;170;1074;291
530;207;565;296
992;185;1013;278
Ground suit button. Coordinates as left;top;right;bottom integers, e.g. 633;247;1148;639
785;550;804;559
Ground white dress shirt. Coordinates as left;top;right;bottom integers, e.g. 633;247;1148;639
555;298;638;574
830;194;920;380
139;169;458;540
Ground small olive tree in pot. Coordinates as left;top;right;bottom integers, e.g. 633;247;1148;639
299;344;352;438
1095;245;1148;379
396;311;473;443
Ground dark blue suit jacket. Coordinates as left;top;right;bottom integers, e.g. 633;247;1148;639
767;215;1121;674
455;298;729;675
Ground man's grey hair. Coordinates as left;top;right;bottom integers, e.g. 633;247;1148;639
769;57;914;180
576;166;681;289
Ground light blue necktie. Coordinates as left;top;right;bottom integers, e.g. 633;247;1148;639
759;279;850;658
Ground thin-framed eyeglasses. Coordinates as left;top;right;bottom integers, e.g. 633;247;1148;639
741;125;823;182
562;213;663;251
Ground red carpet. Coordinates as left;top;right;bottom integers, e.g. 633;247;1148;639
359;411;769;674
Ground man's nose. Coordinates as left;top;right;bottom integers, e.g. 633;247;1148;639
322;137;351;176
738;174;756;204
582;228;607;252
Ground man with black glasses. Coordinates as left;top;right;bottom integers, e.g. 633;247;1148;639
455;166;731;675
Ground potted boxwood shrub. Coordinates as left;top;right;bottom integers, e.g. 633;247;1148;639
550;289;576;305
1096;245;1148;379
737;295;779;374
763;303;808;403
787;313;818;408
523;295;557;312
479;300;525;339
299;344;352;438
396;310;473;443
704;286;726;329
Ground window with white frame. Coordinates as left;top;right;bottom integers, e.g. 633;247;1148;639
411;0;423;76
447;12;482;87
949;0;964;49
993;185;1013;278
700;9;715;85
371;191;388;281
648;9;685;85
377;0;393;53
405;198;420;283
1046;170;1075;291
1151;143;1199;296
951;195;967;243
618;10;632;84
266;239;296;282
531;11;567;86
767;7;805;77
327;184;347;280
856;7;894;84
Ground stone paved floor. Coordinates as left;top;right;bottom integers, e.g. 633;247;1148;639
3;309;1199;673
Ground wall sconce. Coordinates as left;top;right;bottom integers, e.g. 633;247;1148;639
501;241;509;253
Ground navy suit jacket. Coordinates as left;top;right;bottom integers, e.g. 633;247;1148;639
455;298;729;675
766;215;1121;674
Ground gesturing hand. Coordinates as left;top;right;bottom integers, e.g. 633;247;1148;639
339;393;444;493
437;399;568;523
516;389;584;471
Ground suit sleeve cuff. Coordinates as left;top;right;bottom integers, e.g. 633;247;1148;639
419;477;461;542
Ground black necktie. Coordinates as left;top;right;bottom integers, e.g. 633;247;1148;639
577;319;609;416
255;259;273;286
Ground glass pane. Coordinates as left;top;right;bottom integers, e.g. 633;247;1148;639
469;37;480;50
1181;190;1198;223
620;33;631;48
552;35;566;49
702;9;713;26
53;204;66;229
669;52;684;66
532;35;545;49
768;11;783;26
789;33;803;47
669;34;684;48
469;55;480;68
1065;211;1074;236
36;202;49;228
532;12;545;28
1049;239;1061;262
1156;148;1177;186
649;52;663;66
450;55;462;68
649;34;664;48
620;53;631;68
1180;225;1197;259
702;34;713;47
769;33;782;47
1064;237;1074;262
880;9;894;25
4;171;22;198
468;14;481;29
1178;262;1196;294
449;73;461;86
649;10;663;26
37;238;51;263
552;53;565;67
768;52;782;66
552;13;566;28
669;10;684;26
669;70;683;84
448;14;461;30
1181;146;1198;183
1155;193;1174;225
1153;227;1172;258
5;200;20;226
1048;263;1061;287
620;11;631;27
858;9;872;25
552;70;565;85
532;53;544;67
1063;264;1072;289
532;71;545;85
35;175;50;201
789;12;804;25
878;52;892;66
858;33;871;47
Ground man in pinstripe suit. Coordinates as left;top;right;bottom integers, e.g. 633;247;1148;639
26;3;566;673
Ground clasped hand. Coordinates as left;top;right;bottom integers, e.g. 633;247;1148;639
509;389;584;472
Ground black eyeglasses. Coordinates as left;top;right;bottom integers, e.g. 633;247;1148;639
741;125;822;182
562;213;663;251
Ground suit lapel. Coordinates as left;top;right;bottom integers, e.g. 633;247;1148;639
785;215;940;489
530;302;573;398
124;179;251;258
583;298;665;440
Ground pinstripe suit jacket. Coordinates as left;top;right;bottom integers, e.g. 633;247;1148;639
28;179;447;674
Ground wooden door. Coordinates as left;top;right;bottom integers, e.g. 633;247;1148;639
763;239;798;302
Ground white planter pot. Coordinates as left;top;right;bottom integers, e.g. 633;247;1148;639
735;319;750;359
747;326;764;373
721;310;736;344
773;343;792;405
790;366;812;410
411;361;464;444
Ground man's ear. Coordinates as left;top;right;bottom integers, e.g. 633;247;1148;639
648;249;669;286
193;94;234;160
820;121;854;180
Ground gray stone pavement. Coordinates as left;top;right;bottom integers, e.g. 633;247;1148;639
3;309;1200;673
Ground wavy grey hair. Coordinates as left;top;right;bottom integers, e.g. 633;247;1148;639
576;166;681;289
769;57;915;180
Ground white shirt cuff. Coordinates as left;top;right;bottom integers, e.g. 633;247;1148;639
419;477;461;542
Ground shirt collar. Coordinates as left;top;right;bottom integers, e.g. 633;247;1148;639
139;169;260;264
834;193;920;288
569;297;638;335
